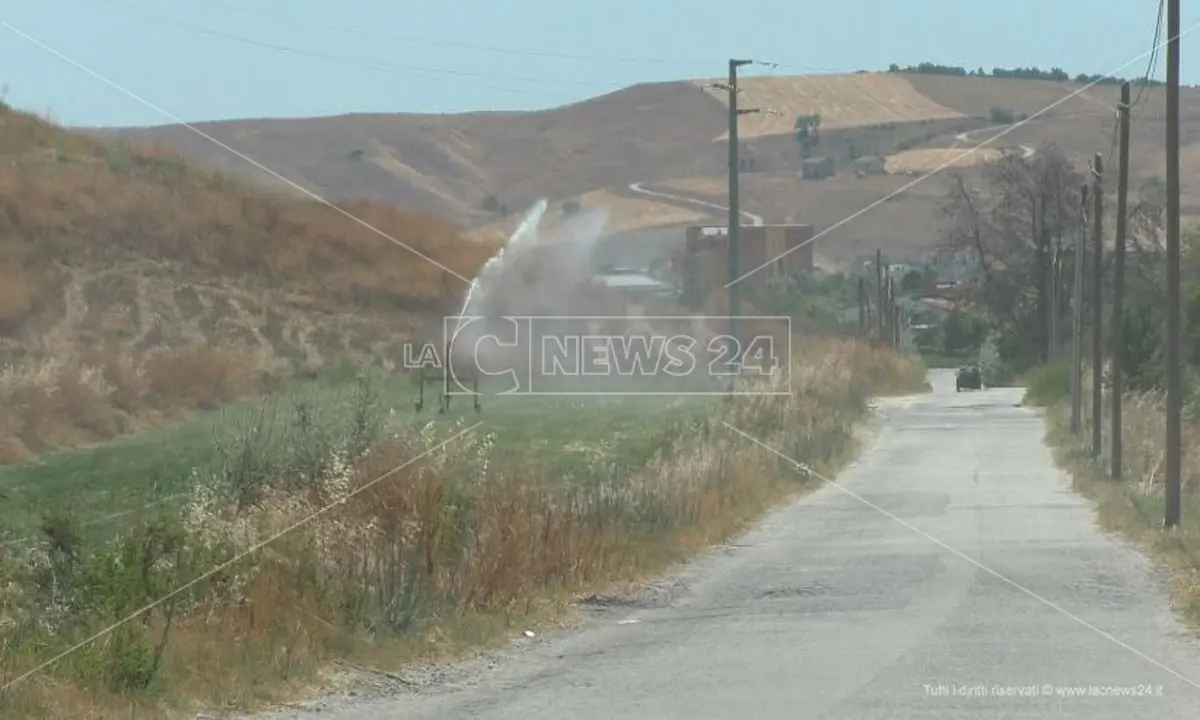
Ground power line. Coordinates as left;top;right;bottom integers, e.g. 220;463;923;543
1103;1;1164;173
1131;0;1166;119
95;0;629;100
188;0;840;73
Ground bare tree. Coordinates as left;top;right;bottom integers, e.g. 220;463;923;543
939;144;1085;366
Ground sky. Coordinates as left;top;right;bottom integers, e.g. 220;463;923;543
0;0;1196;128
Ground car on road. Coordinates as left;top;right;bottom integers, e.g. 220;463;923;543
956;365;983;392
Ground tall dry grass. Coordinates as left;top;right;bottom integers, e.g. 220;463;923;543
0;103;497;326
0;338;925;718
0;101;500;463
0;346;260;464
1042;375;1200;631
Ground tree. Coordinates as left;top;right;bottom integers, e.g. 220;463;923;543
922;265;939;291
1117;187;1200;393
795;114;821;158
562;199;581;215
935;310;989;356
481;194;500;213
900;268;925;294
939;144;1084;371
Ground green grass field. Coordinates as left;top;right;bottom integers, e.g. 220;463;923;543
0;369;713;547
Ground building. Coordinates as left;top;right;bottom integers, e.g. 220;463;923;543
592;226;686;275
591;269;679;304
677;223;815;304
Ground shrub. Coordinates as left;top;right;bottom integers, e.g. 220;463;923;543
988;106;1019;124
1022;361;1072;407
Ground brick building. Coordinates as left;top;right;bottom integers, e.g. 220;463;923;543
676;223;815;304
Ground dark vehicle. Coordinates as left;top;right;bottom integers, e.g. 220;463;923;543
956;365;983;392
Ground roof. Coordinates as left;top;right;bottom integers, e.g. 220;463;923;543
598;266;640;275
692;223;813;236
594;273;674;291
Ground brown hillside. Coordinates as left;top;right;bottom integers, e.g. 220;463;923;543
0;102;495;461
96;81;731;228
97;73;1200;266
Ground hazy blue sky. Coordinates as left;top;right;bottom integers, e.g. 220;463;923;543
0;0;1195;128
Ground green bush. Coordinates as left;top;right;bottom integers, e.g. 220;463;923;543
1022;361;1072;407
988;107;1019;124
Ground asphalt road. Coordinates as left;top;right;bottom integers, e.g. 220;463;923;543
266;371;1200;719
626;182;765;226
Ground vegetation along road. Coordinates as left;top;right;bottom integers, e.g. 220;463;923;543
256;371;1200;719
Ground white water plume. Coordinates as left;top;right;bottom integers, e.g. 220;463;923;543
447;197;614;376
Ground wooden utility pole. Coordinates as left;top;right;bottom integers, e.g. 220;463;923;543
1166;0;1182;527
727;58;752;373
1112;81;1131;480
857;276;867;336
1091;152;1104;460
875;249;885;341
1070;183;1088;436
888;276;897;347
894;300;902;349
1049;241;1060;361
888;277;897;348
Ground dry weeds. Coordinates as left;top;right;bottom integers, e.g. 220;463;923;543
0;346;259;463
1044;384;1200;634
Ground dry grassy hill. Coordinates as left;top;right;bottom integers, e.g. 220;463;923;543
0;102;495;462
95;72;1200;266
694;73;966;138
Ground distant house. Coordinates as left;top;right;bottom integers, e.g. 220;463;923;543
676;224;816;306
801;156;835;180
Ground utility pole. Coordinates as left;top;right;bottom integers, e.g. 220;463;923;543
1091;152;1104;460
1070;183;1088;436
857;276;866;336
727;58;753;374
875;249;885;342
887;277;897;348
1112;81;1131;480
1166;0;1182;527
1049;241;1060;361
886;276;895;346
894;300;902;349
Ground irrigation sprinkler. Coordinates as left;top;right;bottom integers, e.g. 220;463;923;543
414;337;482;414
